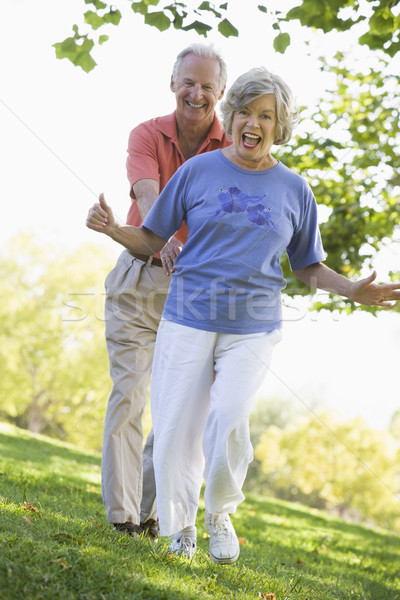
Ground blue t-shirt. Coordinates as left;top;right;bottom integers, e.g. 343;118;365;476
143;149;326;334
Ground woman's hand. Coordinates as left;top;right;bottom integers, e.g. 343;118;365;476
350;271;400;307
86;193;117;236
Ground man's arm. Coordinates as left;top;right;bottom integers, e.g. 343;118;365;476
133;178;160;220
293;262;400;306
133;178;183;276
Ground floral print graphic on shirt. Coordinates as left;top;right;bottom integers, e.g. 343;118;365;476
215;186;276;229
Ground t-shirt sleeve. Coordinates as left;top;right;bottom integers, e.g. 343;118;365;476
126;122;161;187
286;186;326;270
142;165;188;241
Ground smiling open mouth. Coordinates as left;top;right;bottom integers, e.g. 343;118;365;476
242;133;261;148
186;101;205;109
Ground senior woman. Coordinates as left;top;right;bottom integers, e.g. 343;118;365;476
86;67;400;564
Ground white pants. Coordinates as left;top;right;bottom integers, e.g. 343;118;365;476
102;250;170;524
151;319;282;536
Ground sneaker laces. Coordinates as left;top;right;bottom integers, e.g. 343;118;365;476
169;526;197;558
209;513;232;538
179;535;196;557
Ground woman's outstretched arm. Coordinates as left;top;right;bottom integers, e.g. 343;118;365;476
86;193;168;256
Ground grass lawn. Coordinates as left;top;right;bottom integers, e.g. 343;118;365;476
1;421;399;600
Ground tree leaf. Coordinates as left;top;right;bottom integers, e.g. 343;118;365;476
218;18;238;38
359;30;400;56
144;11;171;31
103;9;122;26
181;20;212;36
53;35;97;73
163;3;187;29
131;2;149;15
173;14;184;29
198;1;222;18
84;7;121;29
286;0;364;33
369;7;395;35
273;32;290;53
85;0;107;8
84;10;105;30
131;0;160;10
23;501;39;513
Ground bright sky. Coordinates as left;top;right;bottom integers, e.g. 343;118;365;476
1;0;399;430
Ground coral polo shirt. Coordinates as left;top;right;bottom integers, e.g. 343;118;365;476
125;110;230;248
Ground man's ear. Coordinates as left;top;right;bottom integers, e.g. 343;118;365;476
218;86;226;101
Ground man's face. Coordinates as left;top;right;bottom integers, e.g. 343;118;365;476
171;54;225;125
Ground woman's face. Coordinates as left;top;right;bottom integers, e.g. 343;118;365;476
229;94;277;170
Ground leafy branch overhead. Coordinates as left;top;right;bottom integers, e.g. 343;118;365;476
53;0;400;72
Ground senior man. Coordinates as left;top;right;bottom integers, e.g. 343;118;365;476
101;43;230;537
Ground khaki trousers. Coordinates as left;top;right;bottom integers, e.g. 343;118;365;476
102;250;170;524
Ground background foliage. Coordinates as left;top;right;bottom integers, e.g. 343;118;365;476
0;233;113;450
277;53;400;312
248;402;400;533
53;0;400;72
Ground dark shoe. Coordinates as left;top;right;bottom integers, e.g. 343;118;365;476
140;518;159;539
113;522;142;537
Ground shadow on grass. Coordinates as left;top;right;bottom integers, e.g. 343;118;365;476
0;424;102;515
0;427;100;466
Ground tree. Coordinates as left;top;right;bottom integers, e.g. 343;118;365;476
53;0;400;72
390;409;400;440
245;395;325;488
255;411;400;532
276;53;400;314
0;234;115;450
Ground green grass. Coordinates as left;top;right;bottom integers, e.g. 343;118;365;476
1;421;399;600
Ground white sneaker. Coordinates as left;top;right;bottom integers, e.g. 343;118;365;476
205;511;240;564
169;525;197;558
